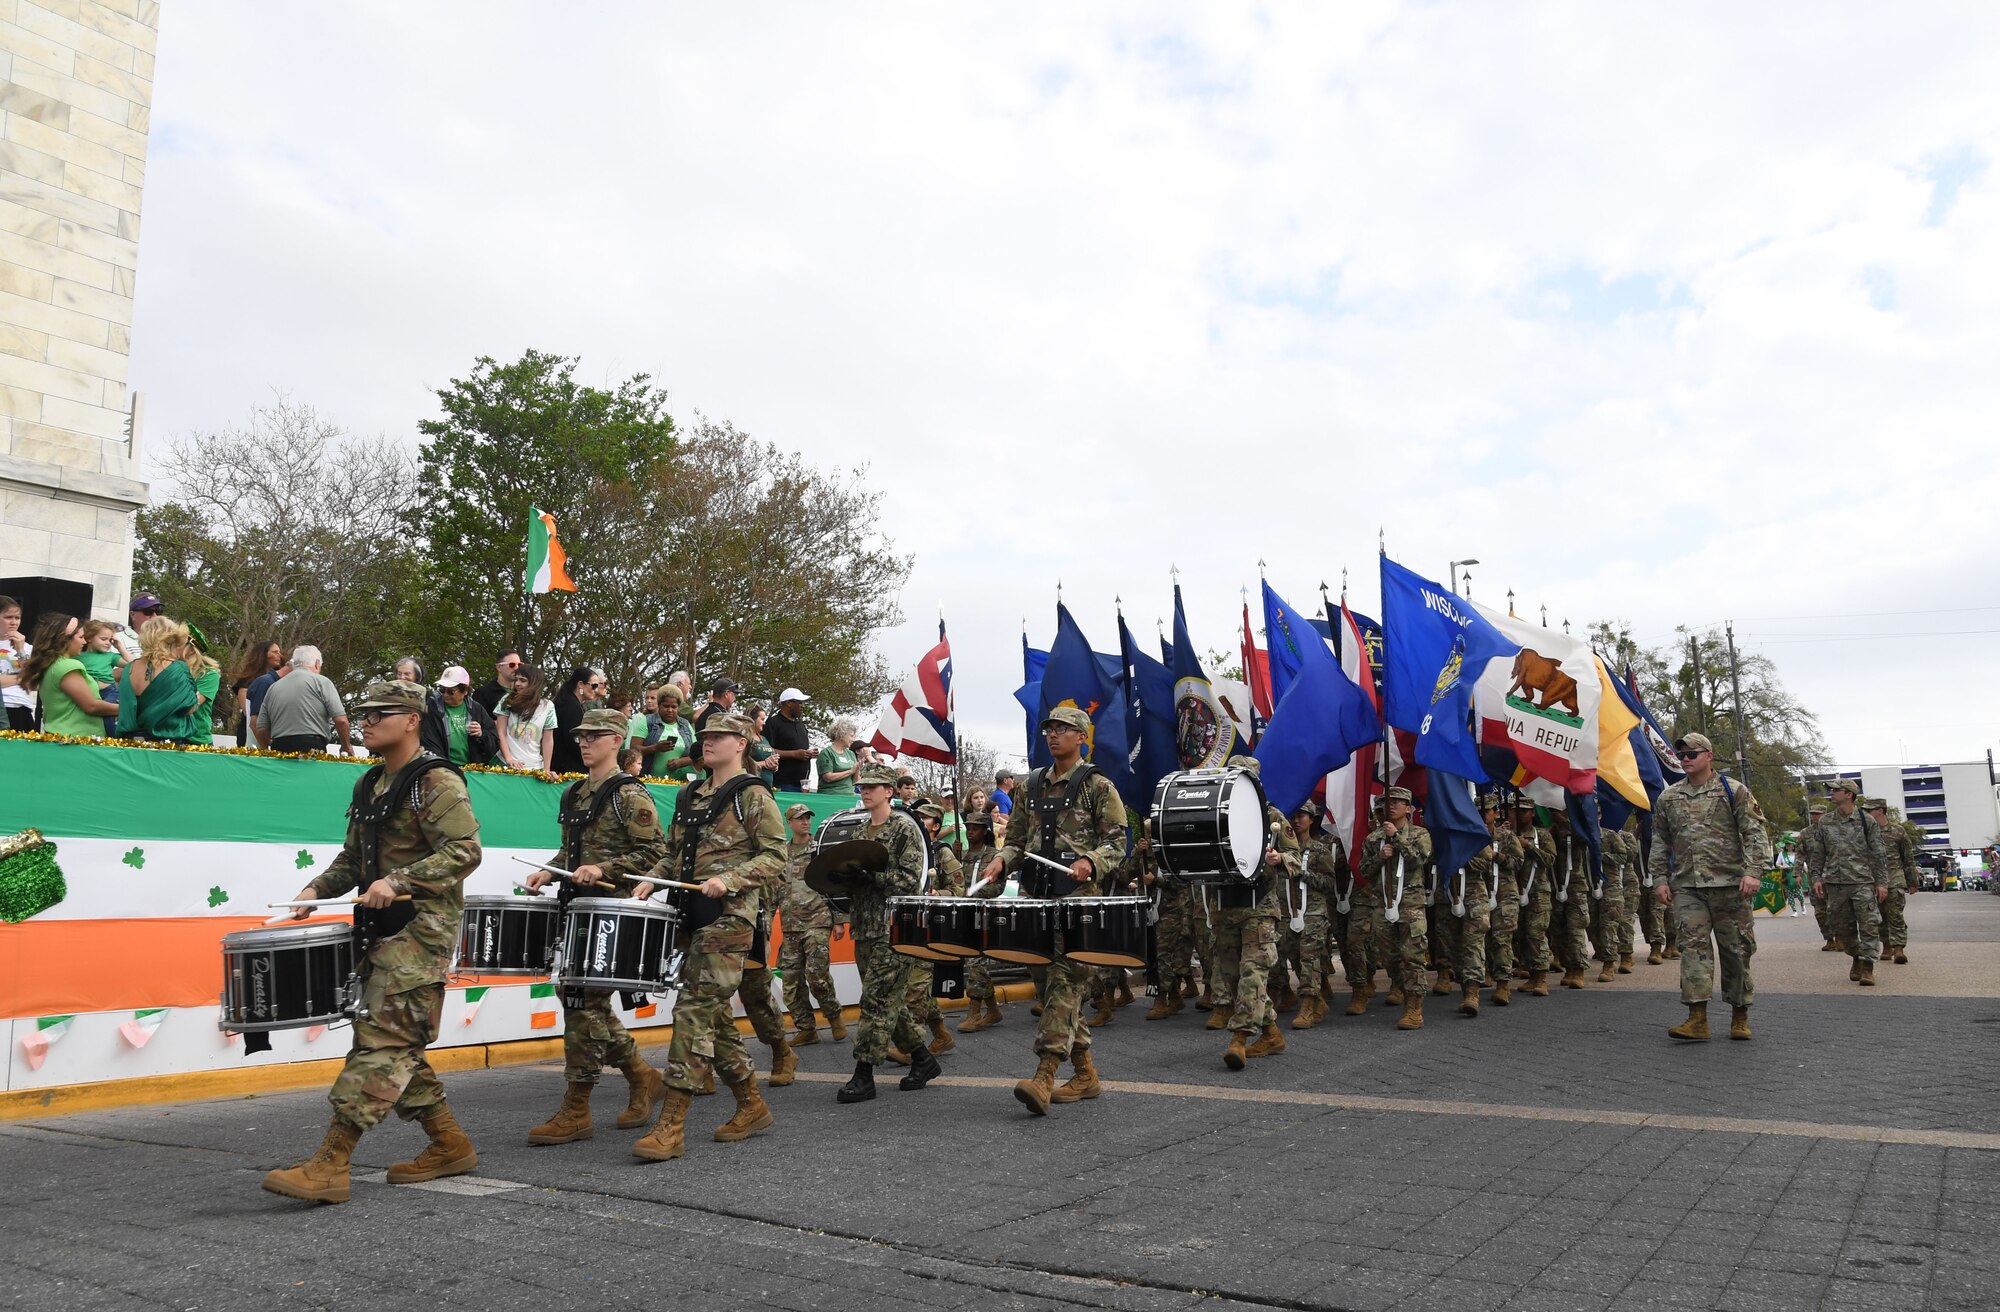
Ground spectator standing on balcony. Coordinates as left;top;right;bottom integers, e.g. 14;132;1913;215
766;688;814;791
256;644;351;754
472;649;520;717
497;663;557;772
19;612;117;736
231;640;281;737
117;617;204;744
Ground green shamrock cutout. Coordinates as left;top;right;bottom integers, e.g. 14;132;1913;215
294;849;314;869
122;847;146;869
207;886;228;907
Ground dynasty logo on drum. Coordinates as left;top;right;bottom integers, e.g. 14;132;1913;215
250;957;271;1020
481;920;498;965
592;917;615;972
1174;676;1235;770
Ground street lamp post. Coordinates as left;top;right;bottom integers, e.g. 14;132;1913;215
1449;558;1480;597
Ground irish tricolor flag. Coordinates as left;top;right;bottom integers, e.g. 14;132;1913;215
526;507;576;594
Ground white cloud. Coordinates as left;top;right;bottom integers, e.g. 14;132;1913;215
128;2;2000;772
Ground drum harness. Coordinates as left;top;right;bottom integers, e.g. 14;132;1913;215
556;771;646;1007
1018;763;1101;900
343;751;464;1022
643;773;775;1004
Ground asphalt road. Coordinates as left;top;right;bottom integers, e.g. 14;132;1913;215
4;893;1996;1312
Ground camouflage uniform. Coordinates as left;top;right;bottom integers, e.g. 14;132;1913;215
776;833;840;1026
1342;851;1385;994
1516;817;1556;975
1798;803;1889;965
995;757;1129;1060
1213;801;1301;1036
1446;833;1496;989
1609;826;1642;964
1872;804;1918;956
551;771;667;1084
639;766;788;1094
309;753;481;1131
962;838;1002;1001
1634;824;1677;956
904;844;966;1023
1153;881;1199;999
1484;823;1524;987
1548;821;1593;978
1360;813;1433;999
1298;833;1342;1000
846;804;928;1064
1653;771;1773;1009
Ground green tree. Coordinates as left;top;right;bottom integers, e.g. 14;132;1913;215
134;396;427;697
409;350;677;670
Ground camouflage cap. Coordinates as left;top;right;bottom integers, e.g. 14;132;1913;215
1511;796;1539;812
1825;778;1859;796
1862;796;1889;811
1226;754;1261;777
1384;785;1414;804
1292;800;1321;818
1040;705;1091;734
354;679;426;714
1809;802;1828;815
575;708;628;737
1477;790;1501;811
964;809;995;831
697;710;754;738
855;762;900;789
1673;732;1713;754
914;801;945;821
785;802;815;821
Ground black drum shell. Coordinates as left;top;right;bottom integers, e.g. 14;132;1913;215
456;895;559;976
1058;896;1150;969
219;922;356;1031
977;898;1058;965
559;897;679;993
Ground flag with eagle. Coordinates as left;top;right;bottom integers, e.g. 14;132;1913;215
869;621;956;764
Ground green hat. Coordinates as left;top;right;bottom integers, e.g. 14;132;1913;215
354;679;425;714
1384;785;1413;804
1226;754;1261;777
698;710;754;738
856;762;901;789
575;708;628;737
785;802;815;821
186;622;210;655
1040;705;1091;734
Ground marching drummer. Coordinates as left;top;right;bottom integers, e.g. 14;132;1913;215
981;705;1129;1116
263;680;482;1205
836;761;938;1104
520;707;669;1148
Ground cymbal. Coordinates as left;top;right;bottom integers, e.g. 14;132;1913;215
804;839;887;899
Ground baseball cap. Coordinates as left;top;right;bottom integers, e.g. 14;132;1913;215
785;803;815;821
354;680;426;714
778;687;810;704
576;708;628;737
698;710;754;738
130;592;163;613
711;676;741;695
1825;778;1858;796
857;762;900;789
435;665;472;689
1040;706;1091;733
1673;732;1714;754
1385;785;1414;804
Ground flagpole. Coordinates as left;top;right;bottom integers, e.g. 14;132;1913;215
943;605;959;849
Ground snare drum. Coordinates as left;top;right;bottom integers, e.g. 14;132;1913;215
455;894;560;976
1151;767;1270;884
888;895;953;961
1059;895;1150;969
218;922;357;1032
559;897;680;993
977;898;1058;965
919;895;981;958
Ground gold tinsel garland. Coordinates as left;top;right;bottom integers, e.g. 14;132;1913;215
0;730;685;788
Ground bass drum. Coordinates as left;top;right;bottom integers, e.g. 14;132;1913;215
1150;767;1268;885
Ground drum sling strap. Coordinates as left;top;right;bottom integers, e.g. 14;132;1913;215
670;773;772;932
1019;763;1100;899
556;773;642;907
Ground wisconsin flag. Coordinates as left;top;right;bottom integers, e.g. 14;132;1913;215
526;507;576;594
1380;557;1517;782
870;621;955;764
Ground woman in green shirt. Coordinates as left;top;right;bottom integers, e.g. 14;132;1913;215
746;703;779;790
19;612;118;737
815;721;859;794
182;631;223;746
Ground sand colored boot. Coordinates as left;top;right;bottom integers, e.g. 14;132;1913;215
928;1015;957;1053
262;1120;361;1204
1597;962;1616;983
1859;959;1877;987
714;1073;774;1142
1618;954;1634;974
1089;1000;1116;1027
1246;1022;1287;1057
1397;994;1425;1031
1385;986;1405;1007
1849;958;1862;982
1457;985;1480;1018
528;1082;595;1145
1431;970;1453;997
1115;978;1136;1007
1013;1054;1062;1115
615;1057;664;1129
1492;979;1512;1006
632;1088;692;1161
827;1010;849;1041
1291;995;1322;1029
1146;991;1184;1021
1205;1008;1229;1030
1050;1049;1102;1103
789;1024;821;1047
1668;1001;1710;1042
767;1041;798;1087
1344;986;1372;1016
1223;1032;1250;1070
388;1105;478;1184
1730;1006;1752;1041
1527;970;1550;997
1646;945;1663;965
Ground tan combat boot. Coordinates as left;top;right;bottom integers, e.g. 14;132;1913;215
1397;994;1424;1031
1492;979;1512;1006
1291;995;1320;1030
715;1073;774;1142
1562;968;1584;990
1527;971;1550;997
615;1057;664;1129
790;1024;821;1047
1089;1000;1116;1028
1646;945;1663;965
1596;963;1615;983
388;1104;478;1184
262;1120;362;1204
1457;984;1480;1018
1618;954;1634;974
884;1047;909;1067
1893;947;1909;964
958;998;993;1033
1246;1022;1287;1057
1513;965;1531;979
1223;1032;1250;1070
1050;1049;1102;1103
527;1082;594;1145
1858;959;1876;987
928;1015;957;1053
1194;986;1213;1011
1385;986;1405;1007
1013;1054;1062;1115
1730;1006;1752;1041
982;998;1005;1027
1205;1008;1229;1030
1146;991;1184;1021
1431;970;1453;997
1663;945;1680;959
1344;986;1372;1016
633;1088;693;1161
1820;940;1843;953
1668;1001;1710;1042
1115;977;1136;1007
1849;958;1862;982
768;1041;798;1087
827;1009;849;1041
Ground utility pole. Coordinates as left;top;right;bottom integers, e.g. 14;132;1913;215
1688;634;1708;738
1726;622;1749;788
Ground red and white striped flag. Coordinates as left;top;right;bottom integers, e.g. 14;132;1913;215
870;622;956;764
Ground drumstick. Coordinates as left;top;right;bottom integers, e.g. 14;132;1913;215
268;895;413;908
1023;851;1082;877
611;872;708;892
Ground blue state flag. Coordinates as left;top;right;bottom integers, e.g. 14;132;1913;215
1425;770;1492;885
1038;602;1132;798
1566;789;1607;889
1016;634;1050;766
1120;613;1179;810
1261;579;1326;708
1169;585;1237;769
1379;557;1517;782
1252;582;1380;814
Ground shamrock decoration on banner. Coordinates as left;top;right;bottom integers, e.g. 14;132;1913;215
122;846;145;869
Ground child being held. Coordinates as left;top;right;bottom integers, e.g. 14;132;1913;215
78;620;125;734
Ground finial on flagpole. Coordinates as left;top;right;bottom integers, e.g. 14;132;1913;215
1257;558;1267;578
1507;588;1516;617
1341;566;1349;600
1378;528;1385;556
1170;562;1179;583
1056;578;1063;602
1540;604;1548;628
1114;594;1122;615
1563;618;1571;635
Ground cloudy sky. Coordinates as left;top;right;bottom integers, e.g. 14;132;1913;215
129;4;2000;778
